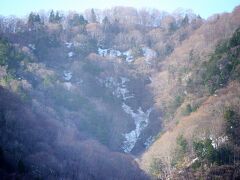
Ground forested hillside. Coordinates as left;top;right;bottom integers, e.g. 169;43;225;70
139;6;240;179
0;5;239;179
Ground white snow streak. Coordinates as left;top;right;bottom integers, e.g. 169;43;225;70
122;103;152;153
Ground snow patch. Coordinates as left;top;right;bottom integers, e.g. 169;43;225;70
28;44;36;50
210;135;228;148
98;48;121;58
98;48;108;57
63;71;72;81
123;50;134;63
144;136;155;149
65;42;73;48
98;48;134;63
68;52;74;58
109;49;122;57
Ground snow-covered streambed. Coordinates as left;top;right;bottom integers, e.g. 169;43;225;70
98;76;153;153
122;103;152;153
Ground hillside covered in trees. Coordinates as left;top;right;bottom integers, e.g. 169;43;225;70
0;5;240;179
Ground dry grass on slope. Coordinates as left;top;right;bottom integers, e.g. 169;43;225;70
162;5;240;69
148;6;240;127
139;81;240;175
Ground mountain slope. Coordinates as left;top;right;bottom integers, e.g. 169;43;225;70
0;5;239;179
139;6;240;179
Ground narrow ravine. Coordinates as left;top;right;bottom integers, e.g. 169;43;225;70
99;75;153;153
97;47;157;153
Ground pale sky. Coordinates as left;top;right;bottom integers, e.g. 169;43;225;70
0;0;239;19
